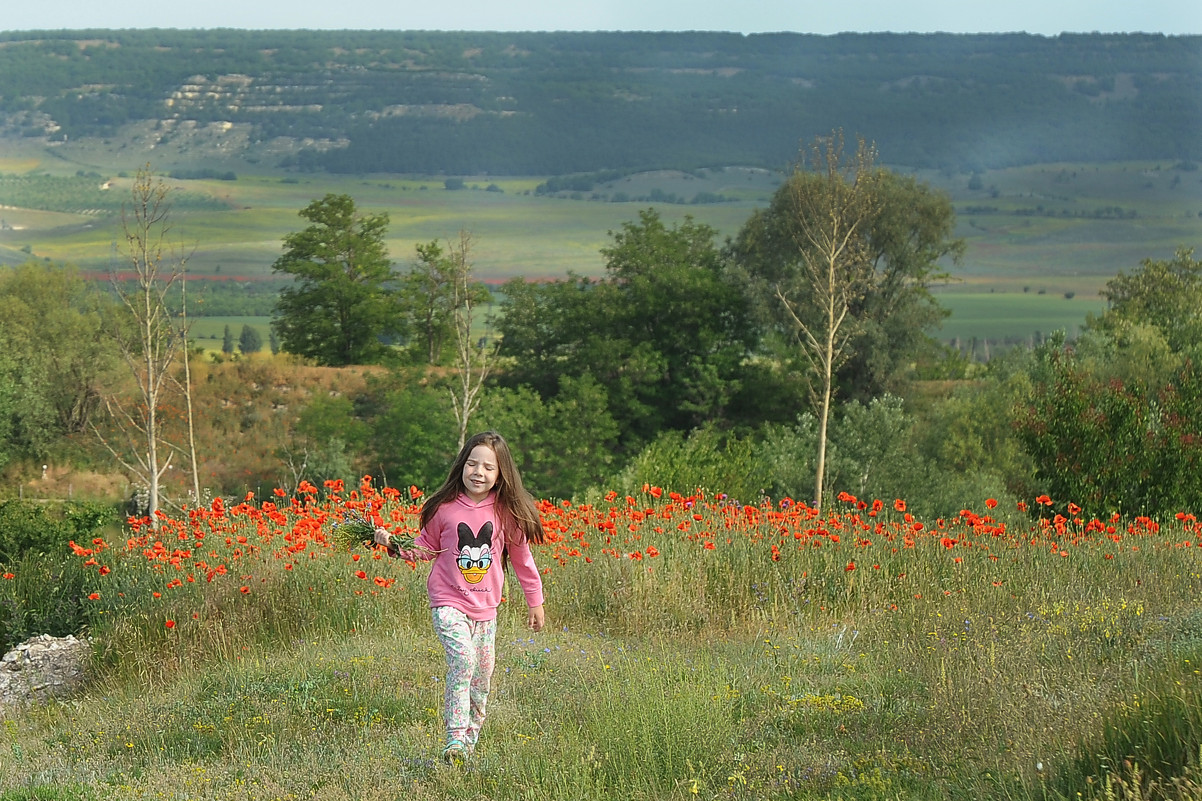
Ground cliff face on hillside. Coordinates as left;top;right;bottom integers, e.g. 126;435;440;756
0;30;1198;173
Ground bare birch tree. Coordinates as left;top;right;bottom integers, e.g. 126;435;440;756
774;132;883;508
444;230;496;450
94;166;198;518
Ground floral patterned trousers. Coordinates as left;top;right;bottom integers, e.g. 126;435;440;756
431;606;497;747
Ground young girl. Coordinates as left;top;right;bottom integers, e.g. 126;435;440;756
374;430;546;763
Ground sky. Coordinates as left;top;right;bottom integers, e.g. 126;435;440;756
2;0;1200;36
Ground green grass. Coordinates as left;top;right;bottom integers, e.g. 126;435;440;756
3;489;1202;800
932;291;1108;344
186;317;272;350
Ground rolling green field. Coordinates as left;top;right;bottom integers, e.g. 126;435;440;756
1;143;1199;345
931;292;1107;344
187;317;274;352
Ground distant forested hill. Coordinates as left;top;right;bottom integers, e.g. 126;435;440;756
0;29;1197;174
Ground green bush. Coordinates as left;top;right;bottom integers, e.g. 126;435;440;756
602;424;772;503
0;500;118;561
0;500;114;649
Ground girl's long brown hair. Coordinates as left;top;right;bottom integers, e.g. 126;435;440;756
420;431;547;550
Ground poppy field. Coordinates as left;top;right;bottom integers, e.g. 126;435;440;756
2;478;1202;800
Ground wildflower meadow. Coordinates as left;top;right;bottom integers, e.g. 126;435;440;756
2;478;1201;800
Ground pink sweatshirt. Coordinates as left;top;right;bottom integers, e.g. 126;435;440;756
396;492;544;621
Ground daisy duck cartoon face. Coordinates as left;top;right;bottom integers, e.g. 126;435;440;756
456;521;494;584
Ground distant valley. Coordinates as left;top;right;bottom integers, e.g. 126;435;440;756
0;29;1199;345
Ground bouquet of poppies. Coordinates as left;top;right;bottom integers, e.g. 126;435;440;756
330;509;426;558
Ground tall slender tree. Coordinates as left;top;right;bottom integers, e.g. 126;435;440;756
95;166;195;520
745;132;884;508
271;194;398;366
443;230;495;450
402;240;458;365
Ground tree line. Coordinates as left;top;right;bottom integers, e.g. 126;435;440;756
4;152;1199;520
0;30;1197;173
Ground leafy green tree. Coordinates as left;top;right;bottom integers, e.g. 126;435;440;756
1014;249;1202;516
497;209;758;449
238;324;263;354
0;262;119;470
732;143;961;405
1015;341;1202;516
401;240;457;365
363;373;459;490
0;350;24;471
914;351;1037;500
476;375;620;499
277;394;369;490
271;194;399;366
222;325;236;355
1088;247;1202;354
604;423;770;502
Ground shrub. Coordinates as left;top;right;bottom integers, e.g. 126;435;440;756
0;500;117;648
0;500;118;561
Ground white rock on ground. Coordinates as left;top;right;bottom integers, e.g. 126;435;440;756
0;634;90;712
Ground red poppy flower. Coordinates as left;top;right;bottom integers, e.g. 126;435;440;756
893;499;906;513
985;498;998;509
165;620;176;629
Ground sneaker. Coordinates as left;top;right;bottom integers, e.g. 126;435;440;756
442;739;469;765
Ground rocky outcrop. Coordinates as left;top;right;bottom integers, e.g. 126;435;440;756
0;634;90;712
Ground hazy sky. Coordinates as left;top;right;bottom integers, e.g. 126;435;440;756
3;0;1200;35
